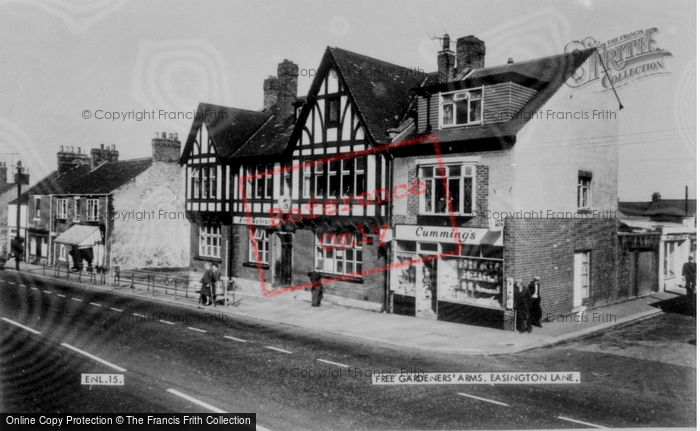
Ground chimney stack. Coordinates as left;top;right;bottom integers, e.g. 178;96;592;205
437;34;455;83
652;192;661;203
0;162;7;185
275;59;299;118
263;75;279;111
152;131;181;163
90;144;119;169
57;145;90;174
456;35;485;75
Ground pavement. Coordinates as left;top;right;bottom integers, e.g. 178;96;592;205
3;261;691;355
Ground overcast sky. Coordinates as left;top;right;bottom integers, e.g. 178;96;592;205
0;0;695;200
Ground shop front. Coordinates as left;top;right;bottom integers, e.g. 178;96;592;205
661;231;697;291
391;225;512;329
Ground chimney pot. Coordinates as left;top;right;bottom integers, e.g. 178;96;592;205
100;143;105;149
155;132;160;138
77;147;81;153
169;133;173;140
162;132;166;139
507;57;514;64
111;144;115;151
174;133;178;140
442;34;450;50
59;145;64;152
70;146;74;153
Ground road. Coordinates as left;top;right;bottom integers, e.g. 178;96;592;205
0;271;696;430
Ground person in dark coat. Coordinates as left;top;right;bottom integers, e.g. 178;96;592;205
211;264;222;306
308;271;323;307
528;276;542;327
515;280;532;333
200;263;213;306
682;256;696;296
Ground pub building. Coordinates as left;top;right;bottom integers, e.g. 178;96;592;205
386;35;621;329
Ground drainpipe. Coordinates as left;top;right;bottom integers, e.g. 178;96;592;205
384;152;394;313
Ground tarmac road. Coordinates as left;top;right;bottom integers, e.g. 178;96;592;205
0;271;695;430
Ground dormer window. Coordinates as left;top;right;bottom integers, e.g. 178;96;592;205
440;88;483;127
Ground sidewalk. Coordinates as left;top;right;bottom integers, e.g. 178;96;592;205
5;262;686;355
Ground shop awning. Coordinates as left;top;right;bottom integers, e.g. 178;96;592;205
54;225;102;249
480;230;503;247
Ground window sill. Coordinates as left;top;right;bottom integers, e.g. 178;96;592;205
317;272;364;284
242;262;270;270
438;122;483;130
194;256;222;264
577;209;592;214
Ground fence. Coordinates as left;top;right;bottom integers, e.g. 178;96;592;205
51;262;109;285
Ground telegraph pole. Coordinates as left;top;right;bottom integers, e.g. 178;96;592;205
14;161;26;270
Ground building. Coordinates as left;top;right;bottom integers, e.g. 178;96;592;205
8;136;189;271
385;35;621;328
0;161;25;257
618;192;696;293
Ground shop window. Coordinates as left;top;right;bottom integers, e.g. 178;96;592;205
86;199;99;222
199;224;221;258
315;232;363;276
248;228;269;265
578;171;592;210
418;164;475;215
57;199;68;219
341;158;365;197
440;88;482;127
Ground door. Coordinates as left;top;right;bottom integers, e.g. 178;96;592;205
273;233;293;287
637;250;655;295
573;252;589;308
415;255;438;319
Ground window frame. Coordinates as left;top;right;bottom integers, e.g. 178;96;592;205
580;251;590;299
326;95;341;128
315;231;363;277
248;227;270;265
73;197;81;222
199;224;221;259
340;158;365;198
417;163;476;216
57;198;68;219
86;199;99;222
578;175;592;210
34;197;41;219
439;87;484;128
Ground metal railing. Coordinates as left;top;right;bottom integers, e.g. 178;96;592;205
51;262;108;284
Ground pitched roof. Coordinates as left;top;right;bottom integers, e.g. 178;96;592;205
179;103;272;164
329;47;429;144
9;165;92;204
412;48;597;145
619;199;697;217
230;109;295;158
0;182;14;197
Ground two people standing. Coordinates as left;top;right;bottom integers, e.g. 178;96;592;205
515;276;543;333
200;263;221;306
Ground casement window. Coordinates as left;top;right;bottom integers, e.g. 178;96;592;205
282;164;292;197
199;224;221;258
208;167;217;198
418;164;475;215
327;160;340;198
303;163;312;198
190;168;200;199
255;165;273;199
199;166;216;199
578;171;592;210
248;228;269;264
57;199;68;219
326;96;340;127
86;199;99;222
340;158;365;197
313;161;325;198
315;232;363;276
73;198;81;222
440;88;483;127
34;197;41;218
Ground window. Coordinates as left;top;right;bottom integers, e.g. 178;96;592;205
341;158;365;197
190;168;201;198
74;198;81;221
86;199;99;222
209;167;217;198
199;225;221;258
327;161;339;198
327;96;340;127
441;88;482;127
282;164;292;197
248;228;269;264
313;161;325;198
303;163;311;198
418;164;475;215
580;251;590;298
578;173;592;210
202;168;210;198
34;197;41;218
315;232;363;276
57;199;68;219
59;244;67;261
255;165;273;199
199;166;217;199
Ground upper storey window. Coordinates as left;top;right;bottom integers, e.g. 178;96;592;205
440;88;483;127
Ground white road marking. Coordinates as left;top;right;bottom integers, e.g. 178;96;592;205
43;290;52;294
31;287;39;291
8;282;15;285
1;317;41;335
133;313;147;318
265;346;292;354
89;302;101;307
166;389;227;413
224;336;247;343
317;359;350;368
109;307;123;312
57;294;66;298
60;343;127;373
19;284;27;287
159;320;175;325
188;327;207;333
556;416;606;429
71;298;83;302
457;392;509;407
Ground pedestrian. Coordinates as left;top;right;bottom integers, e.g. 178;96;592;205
682;256;696;296
308;271;323;307
515;280;532;333
200;263;213;306
528;276;542;327
211;264;222;306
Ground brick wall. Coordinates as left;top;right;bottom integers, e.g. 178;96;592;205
504;217;618;318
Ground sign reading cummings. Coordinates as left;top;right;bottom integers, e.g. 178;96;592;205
565;28;673;91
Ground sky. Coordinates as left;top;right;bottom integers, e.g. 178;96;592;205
0;0;696;201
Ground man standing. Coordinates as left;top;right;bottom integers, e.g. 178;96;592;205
682;256;696;296
515;280;532;333
528;276;542;327
308;271;323;307
211;264;222;306
200;263;213;306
